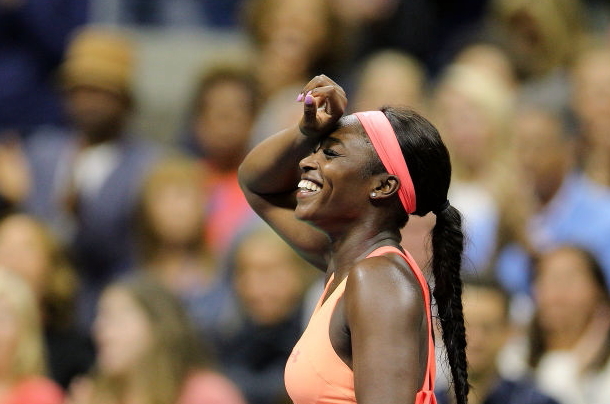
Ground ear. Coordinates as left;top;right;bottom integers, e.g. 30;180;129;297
369;174;400;200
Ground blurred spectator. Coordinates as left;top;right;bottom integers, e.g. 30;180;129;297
242;0;340;100
216;223;317;404
570;45;610;188
0;0;87;136
243;0;343;146
0;213;94;389
135;156;236;341
433;63;516;275
350;49;428;113
501;246;610;404
436;278;559;404
488;0;586;111
495;105;610;295
453;43;517;91
22;26;160;329
0;268;64;404
184;63;257;257
67;276;246;404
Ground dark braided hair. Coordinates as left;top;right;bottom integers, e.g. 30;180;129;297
382;106;470;404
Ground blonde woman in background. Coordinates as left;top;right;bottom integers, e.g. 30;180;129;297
0;268;64;404
432;63;518;275
68;276;246;404
0;213;93;389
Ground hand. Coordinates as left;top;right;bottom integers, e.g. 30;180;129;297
296;75;347;138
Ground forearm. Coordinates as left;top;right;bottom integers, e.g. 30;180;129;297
238;125;317;196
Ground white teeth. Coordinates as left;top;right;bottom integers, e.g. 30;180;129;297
298;179;321;192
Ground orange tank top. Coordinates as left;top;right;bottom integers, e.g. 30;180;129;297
284;246;437;404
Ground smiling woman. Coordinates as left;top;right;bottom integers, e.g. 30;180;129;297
238;75;469;404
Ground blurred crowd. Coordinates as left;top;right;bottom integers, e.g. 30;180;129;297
1;0;610;404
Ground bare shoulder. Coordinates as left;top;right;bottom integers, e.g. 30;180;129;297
343;253;425;324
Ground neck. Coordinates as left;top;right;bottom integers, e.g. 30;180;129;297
467;369;500;404
536;167;568;207
326;224;402;280
148;246;211;289
80;126;123;146
544;325;585;351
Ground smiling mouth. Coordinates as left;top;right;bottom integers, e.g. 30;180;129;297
298;179;322;194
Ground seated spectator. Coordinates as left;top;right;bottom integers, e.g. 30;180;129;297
0;213;94;389
216;223;317;404
0;268;64;404
243;0;342;147
183;64;258;257
432;63;516;275
350;49;428;114
436;277;559;404
496;105;610;295
488;0;586;112
501;246;610;404
22;26;160;329
67;276;246;404
135;156;235;341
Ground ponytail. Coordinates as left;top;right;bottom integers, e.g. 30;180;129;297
431;204;469;404
379;106;469;402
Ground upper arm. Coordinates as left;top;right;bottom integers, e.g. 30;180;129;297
241;187;330;270
345;259;428;404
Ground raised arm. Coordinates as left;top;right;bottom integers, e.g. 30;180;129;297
238;75;347;269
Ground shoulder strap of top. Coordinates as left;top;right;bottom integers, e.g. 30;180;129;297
365;246;436;395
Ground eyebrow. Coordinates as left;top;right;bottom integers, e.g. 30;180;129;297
324;136;344;146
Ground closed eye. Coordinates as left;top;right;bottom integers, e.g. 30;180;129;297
323;148;341;158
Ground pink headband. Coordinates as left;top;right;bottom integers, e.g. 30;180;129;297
354;111;416;214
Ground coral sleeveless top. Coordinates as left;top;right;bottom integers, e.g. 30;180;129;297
284;246;437;404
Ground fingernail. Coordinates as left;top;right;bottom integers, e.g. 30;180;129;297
296;93;304;102
304;94;314;105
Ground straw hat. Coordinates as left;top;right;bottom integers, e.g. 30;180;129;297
60;27;135;98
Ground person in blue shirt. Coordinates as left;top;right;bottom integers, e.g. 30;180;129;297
495;104;610;296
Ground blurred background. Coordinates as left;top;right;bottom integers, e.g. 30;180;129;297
1;0;610;403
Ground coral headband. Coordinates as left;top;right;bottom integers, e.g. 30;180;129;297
354;111;417;214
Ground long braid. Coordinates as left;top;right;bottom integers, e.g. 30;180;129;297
381;106;469;403
432;205;469;404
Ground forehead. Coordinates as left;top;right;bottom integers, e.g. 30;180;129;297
327;115;368;144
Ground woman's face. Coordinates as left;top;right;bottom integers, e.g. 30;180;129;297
534;248;603;334
295;116;376;225
146;181;203;246
261;0;329;65
235;235;305;325
435;88;493;172
93;287;154;376
0;216;50;298
194;80;255;161
0;296;19;374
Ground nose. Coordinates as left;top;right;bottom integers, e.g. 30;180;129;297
299;152;317;172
